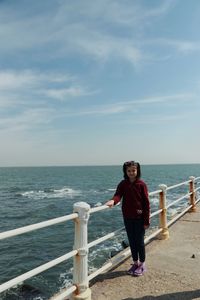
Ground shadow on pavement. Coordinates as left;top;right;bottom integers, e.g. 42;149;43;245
90;270;127;285
122;289;200;300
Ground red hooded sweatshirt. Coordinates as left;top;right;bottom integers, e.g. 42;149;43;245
112;179;150;226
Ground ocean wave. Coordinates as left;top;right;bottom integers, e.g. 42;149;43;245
18;187;81;200
107;188;116;192
150;196;159;206
93;202;102;207
59;269;73;290
88;188;115;195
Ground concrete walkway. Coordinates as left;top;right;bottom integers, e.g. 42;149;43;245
90;204;200;300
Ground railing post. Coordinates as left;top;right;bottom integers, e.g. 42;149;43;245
189;176;196;212
158;184;169;240
72;202;91;300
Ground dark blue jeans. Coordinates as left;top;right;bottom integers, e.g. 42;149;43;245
123;218;145;263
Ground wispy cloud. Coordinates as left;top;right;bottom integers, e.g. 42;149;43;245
0;70;37;90
66;93;196;117
0;108;57;131
44;86;97;101
0;69;93;108
0;70;73;90
126;112;190;125
122;93;196;105
72;103;129;116
68;27;142;64
144;38;200;55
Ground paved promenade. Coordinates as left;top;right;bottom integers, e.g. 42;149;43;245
90;203;200;300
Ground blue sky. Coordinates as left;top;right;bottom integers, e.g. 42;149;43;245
0;0;200;166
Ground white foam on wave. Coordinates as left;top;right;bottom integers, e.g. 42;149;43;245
59;268;73;290
20;187;81;200
94;202;102;207
150;196;159;206
89;188;115;195
107;188;115;192
167;208;177;218
150;191;191;211
88;238;122;265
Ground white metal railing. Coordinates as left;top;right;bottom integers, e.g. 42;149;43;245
0;213;78;241
0;176;200;300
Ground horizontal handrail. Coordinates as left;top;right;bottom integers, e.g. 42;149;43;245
0;213;78;241
0;250;78;294
166;180;190;191
88;232;115;249
149;190;162;196
166;192;191;209
90;205;109;214
150;209;162;217
88;226;124;249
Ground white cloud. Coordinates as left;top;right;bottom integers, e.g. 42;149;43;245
0;69;92;108
165;39;200;54
0;70;74;90
68;27;142;64
0;70;36;90
145;38;200;55
63;93;195;117
122;93;196;105
44;86;97;101
0;108;57;131
73;103;128;116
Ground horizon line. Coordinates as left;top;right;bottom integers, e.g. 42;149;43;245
0;162;200;168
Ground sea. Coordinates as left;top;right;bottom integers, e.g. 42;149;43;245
0;164;200;300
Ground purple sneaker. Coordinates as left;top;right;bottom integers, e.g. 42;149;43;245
134;263;146;276
127;263;138;275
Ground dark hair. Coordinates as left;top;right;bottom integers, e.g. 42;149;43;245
123;161;141;180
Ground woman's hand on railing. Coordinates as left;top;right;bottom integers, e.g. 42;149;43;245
105;199;115;208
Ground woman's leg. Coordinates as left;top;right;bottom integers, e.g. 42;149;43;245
124;218;138;262
124;218;145;262
134;219;145;263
